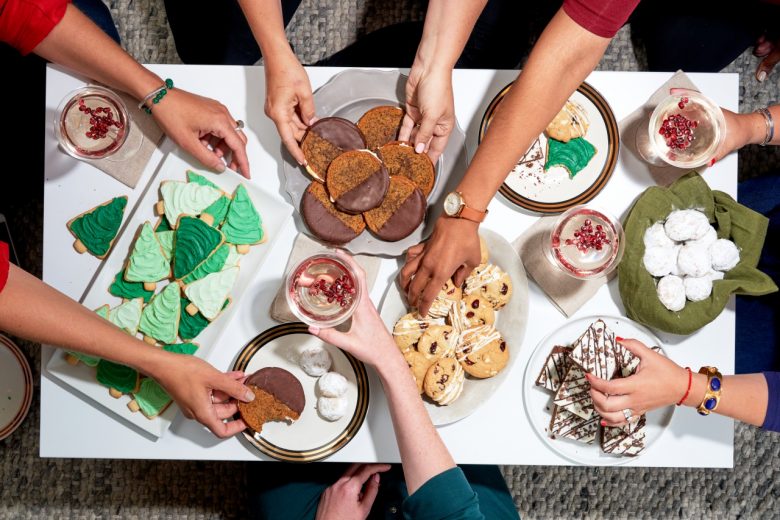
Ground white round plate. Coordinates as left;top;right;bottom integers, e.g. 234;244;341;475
232;323;369;462
522;315;674;466
379;229;529;425
0;334;33;441
282;68;469;257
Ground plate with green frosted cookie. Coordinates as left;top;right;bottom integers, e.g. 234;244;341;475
46;149;294;437
479;81;618;214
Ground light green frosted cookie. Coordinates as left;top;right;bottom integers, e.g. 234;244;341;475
184;266;239;320
139;283;181;344
156;230;175;261
222;245;242;268
159;181;221;229
129;378;173;418
180;244;229;285
108;298;143;336
221;185;264;251
125;222;170;289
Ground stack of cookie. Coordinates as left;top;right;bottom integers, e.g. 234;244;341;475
535;319;649;456
299;106;436;245
543;100;596;178
65;170;265;420
393;237;513;406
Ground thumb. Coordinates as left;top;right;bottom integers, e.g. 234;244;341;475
414;114;437;155
756;47;780;82
616;337;652;359
213;372;255;403
361;473;381;511
183;136;226;173
298;90;317;126
309;325;349;348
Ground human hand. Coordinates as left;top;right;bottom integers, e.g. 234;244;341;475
315;463;391;520
754;34;780;83
152;89;250;178
587;338;690;427
264;52;316;166
398;62;455;165
308;251;399;368
399;216;481;317
153;354;254;438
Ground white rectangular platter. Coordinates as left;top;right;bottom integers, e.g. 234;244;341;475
46;149;294;438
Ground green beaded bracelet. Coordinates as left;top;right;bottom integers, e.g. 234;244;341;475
140;78;175;114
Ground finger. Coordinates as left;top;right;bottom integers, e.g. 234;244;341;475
398;113;416;143
213;120;251;179
669;87;700;96
332;249;368;292
297;90;317;126
406;263;433;313
400;253;425;293
405;243;425;261
214;402;239;420
213;373;256;403
452;263;473;288
757;48;780;82
309;324;349;348
350;463;391;485
599;412;628;428
341;463;362;478
426;134;448;165
616;338;652;360
585;372;633;395
414;115;437;155
276;120;307;166
361;472;382;509
590;388;632;413
183;136;227;173
209;416;248;438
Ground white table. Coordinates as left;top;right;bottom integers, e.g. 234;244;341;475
41;65;738;466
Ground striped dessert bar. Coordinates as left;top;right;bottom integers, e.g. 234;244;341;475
535;345;572;392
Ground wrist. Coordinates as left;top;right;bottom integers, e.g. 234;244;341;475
683;373;709;408
128;70;165;102
130;344;172;379
743;112;768;146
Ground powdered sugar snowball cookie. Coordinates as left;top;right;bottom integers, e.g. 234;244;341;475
677;243;711;278
710;239;740;271
643;222;675;249
317;372;348;398
657;275;686;311
709;270;725;281
664;209;711;242
687;226;717;249
317;396;348;421
684;275;713;302
643;245;676;277
669;244;683;276
299;346;332;377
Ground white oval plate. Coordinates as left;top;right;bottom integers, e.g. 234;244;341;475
379;229;529;425
282;68;469;257
0;334;33;441
522;315;674;466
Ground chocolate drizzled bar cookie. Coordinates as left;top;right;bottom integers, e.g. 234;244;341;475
535;345;572;392
568;319;617;380
553;364;594;420
601;415;647;456
549;405;599;444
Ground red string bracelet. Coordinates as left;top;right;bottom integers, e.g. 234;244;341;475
677;367;693;406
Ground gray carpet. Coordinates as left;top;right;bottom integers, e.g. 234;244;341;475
1;1;779;518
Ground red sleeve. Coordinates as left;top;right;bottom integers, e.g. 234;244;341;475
563;0;640;38
0;242;9;295
0;0;70;55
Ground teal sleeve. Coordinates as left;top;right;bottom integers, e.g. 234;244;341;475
403;467;485;520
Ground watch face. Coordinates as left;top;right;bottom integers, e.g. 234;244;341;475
443;192;461;216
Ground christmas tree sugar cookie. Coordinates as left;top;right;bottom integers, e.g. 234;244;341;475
163;342;199;355
157;181;222;229
127;378;173;418
156;230;175;261
544;137;596;178
155;215;173;232
139;283;181;345
180;244;229;286
125;222;171;291
108;298;144;335
109;270;154;303
173;216;224;280
65;305;108;366
67;196;127;258
221;185;264;253
179;298;229;340
186;171;231;227
184;266;239;320
222;245;242;268
97;360;140;398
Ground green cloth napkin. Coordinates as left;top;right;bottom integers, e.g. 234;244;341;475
619;172;777;335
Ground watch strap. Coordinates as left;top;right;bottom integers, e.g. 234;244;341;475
458;205;488;223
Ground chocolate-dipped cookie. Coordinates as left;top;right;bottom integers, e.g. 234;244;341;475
378;142;436;197
238;367;305;433
301;117;366;182
301;181;366;244
357;106;404;150
326;150;389;214
363;175;426;242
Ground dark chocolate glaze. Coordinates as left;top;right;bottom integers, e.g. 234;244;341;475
334;164;389;214
307;117;366;150
301;189;362;245
246;367;305;414
373;187;426;242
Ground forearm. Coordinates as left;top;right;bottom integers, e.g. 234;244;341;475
0;265;172;379
238;0;295;63
457;8;610;211
415;0;487;71
682;372;768;427
737;105;780;146
376;343;455;494
32;5;161;100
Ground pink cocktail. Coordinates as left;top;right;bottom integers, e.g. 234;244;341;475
286;253;360;327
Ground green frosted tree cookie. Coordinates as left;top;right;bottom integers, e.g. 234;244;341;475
221;185;264;252
156;230;175;261
155;215;173;232
67;196;128;258
158;181;221;229
184;267;239;320
178;298;228;340
222;245;242;268
128;378;172;418
173;216;224;280
108;298;144;335
180;244;229;285
186;171;232;227
109;270;154;303
97;360;139;397
125;222;170;291
544;137;596;178
139;283;181;344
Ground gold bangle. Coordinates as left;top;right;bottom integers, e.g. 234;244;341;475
696;366;723;416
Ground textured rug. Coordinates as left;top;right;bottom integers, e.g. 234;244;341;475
1;1;778;518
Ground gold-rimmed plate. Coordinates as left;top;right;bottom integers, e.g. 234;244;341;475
479;81;619;214
232;323;369;462
0;334;33;441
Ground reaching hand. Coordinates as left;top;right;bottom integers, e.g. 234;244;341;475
315;463;391;520
399;217;481;317
264;53;316;166
154;354;254;438
754;34;780;83
152;89;250;178
588;338;690;427
398;63;455;165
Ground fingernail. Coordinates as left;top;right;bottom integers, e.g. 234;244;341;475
615;336;624;343
709;158;717;167
309;117;319;126
373;473;380;483
245;390;255;402
757;70;767;82
600;420;607;427
215;162;226;173
415;142;425;154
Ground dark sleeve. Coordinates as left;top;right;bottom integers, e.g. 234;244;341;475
562;0;640;38
0;241;9;294
403;467;485;520
0;0;70;55
762;372;780;432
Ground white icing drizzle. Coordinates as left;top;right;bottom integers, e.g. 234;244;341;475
455;325;502;361
464;264;504;295
392;315;444;336
434;361;464;405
